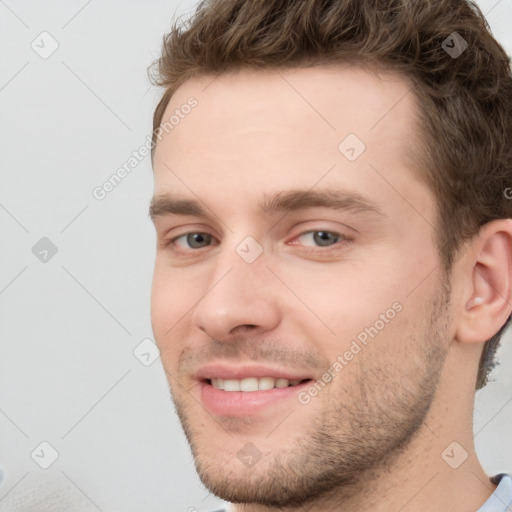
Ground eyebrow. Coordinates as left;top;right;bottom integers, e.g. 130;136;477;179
149;189;386;221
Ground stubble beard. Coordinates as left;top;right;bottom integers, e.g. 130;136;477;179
169;278;452;508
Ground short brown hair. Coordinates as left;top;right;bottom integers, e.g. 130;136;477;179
148;0;512;389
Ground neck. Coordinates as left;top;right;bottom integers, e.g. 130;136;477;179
232;426;494;512
232;353;495;512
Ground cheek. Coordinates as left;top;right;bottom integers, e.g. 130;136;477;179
298;274;426;379
277;261;406;351
150;264;189;341
150;282;186;375
150;262;210;358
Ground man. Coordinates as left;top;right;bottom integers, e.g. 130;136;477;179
148;0;512;510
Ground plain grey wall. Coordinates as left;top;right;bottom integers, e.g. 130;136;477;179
0;1;511;511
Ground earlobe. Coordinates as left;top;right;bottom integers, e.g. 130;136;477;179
455;220;512;345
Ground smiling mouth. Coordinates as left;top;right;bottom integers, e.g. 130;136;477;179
205;377;312;392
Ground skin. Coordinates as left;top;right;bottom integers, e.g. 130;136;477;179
150;65;512;511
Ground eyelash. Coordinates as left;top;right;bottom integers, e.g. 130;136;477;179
164;230;352;253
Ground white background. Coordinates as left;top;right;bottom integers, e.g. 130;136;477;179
0;1;511;511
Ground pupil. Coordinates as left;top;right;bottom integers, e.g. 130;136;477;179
313;231;337;246
188;233;210;248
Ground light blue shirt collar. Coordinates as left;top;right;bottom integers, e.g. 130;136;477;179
477;474;512;512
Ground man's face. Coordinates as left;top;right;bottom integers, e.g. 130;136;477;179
150;65;453;507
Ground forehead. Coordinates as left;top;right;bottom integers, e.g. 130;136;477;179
152;64;430;221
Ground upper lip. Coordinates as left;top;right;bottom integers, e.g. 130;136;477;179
196;362;313;381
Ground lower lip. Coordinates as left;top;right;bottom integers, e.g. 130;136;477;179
199;380;312;417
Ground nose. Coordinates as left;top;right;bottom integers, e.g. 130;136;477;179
190;248;281;341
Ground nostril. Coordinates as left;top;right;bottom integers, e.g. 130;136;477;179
229;324;258;336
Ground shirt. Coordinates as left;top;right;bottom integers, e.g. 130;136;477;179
208;473;512;512
478;474;512;512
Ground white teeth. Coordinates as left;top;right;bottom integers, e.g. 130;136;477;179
275;378;289;388
210;377;305;392
240;378;259;392
211;378;224;390
224;379;241;391
258;377;276;390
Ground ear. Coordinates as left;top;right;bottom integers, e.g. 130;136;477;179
455;219;512;345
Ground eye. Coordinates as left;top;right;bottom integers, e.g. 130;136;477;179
173;232;214;250
293;230;346;248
